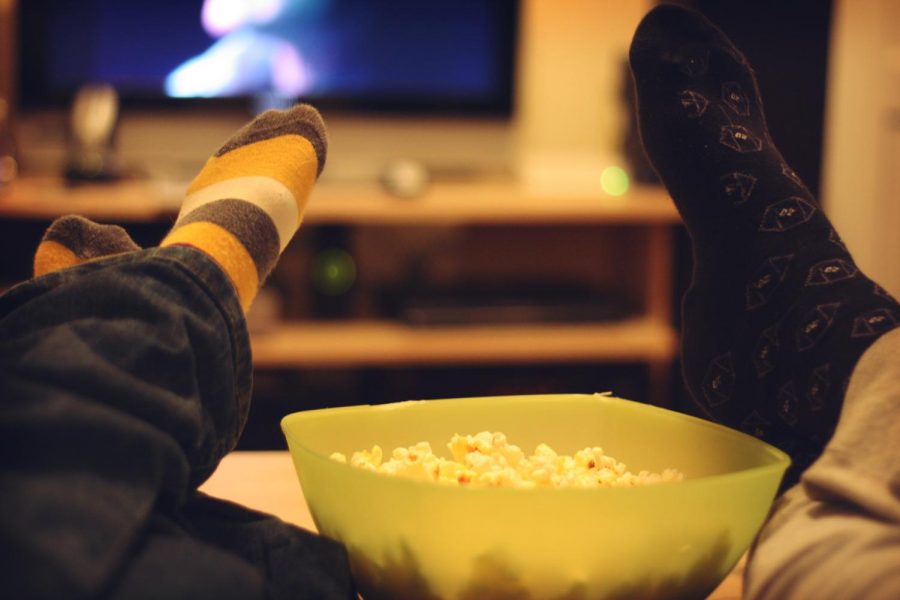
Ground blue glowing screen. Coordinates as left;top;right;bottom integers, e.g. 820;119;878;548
20;0;517;113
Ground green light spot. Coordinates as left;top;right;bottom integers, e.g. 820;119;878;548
601;166;630;196
312;249;357;296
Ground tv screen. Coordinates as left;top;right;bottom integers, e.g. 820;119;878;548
18;0;518;115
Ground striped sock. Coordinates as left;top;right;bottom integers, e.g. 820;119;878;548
161;103;327;312
33;215;141;277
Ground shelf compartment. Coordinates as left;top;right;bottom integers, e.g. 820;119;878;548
250;317;678;368
308;182;679;225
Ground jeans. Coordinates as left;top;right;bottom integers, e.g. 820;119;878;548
0;246;355;599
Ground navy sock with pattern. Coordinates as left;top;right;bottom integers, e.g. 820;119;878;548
629;5;899;480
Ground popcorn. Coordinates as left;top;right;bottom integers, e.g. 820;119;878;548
333;432;684;489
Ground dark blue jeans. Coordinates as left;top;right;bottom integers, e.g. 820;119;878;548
0;246;354;599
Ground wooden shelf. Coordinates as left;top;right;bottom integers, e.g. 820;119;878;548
0;176;679;225
0;175;681;405
0;177;182;222
250;317;678;368
309;181;679;225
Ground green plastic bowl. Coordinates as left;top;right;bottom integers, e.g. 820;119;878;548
281;394;789;600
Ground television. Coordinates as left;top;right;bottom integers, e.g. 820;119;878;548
17;0;519;116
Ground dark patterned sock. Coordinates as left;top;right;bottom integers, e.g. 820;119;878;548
629;5;899;480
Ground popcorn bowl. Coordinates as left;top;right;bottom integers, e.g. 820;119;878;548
281;393;789;600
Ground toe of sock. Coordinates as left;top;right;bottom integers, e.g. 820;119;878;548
278;103;328;176
217;103;328;177
33;215;141;277
629;4;737;77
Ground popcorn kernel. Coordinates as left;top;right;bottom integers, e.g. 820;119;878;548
334;432;684;489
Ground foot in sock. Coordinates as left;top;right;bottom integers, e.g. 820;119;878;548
33;215;142;277
161;103;327;312
33;104;326;314
629;5;899;476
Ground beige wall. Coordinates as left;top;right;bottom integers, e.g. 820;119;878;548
515;0;650;158
823;0;900;297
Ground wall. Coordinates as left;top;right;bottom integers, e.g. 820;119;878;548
823;0;900;297
514;0;651;189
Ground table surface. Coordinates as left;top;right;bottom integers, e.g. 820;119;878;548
200;450;746;599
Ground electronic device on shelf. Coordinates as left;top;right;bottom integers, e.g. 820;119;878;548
64;83;120;181
384;282;634;327
17;0;518;116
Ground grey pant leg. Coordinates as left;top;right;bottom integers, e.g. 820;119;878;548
744;327;900;599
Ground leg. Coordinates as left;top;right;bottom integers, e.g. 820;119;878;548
629;6;900;598
629;4;899;481
1;246;263;598
161;102;326;312
745;328;900;599
33;101;327;314
0;104;354;599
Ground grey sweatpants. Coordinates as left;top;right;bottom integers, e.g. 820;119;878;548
745;327;900;598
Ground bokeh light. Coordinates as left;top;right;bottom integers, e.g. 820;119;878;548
312;248;357;296
600;166;630;196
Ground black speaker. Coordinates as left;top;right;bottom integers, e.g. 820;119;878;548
65;83;120;182
0;97;16;187
0;0;18;188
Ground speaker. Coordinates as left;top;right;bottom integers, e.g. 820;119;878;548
65;83;120;181
0;99;16;186
0;0;18;187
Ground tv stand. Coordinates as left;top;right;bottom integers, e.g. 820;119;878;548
0;175;681;406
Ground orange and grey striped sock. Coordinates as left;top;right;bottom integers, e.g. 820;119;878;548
161;103;327;312
33;215;141;277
